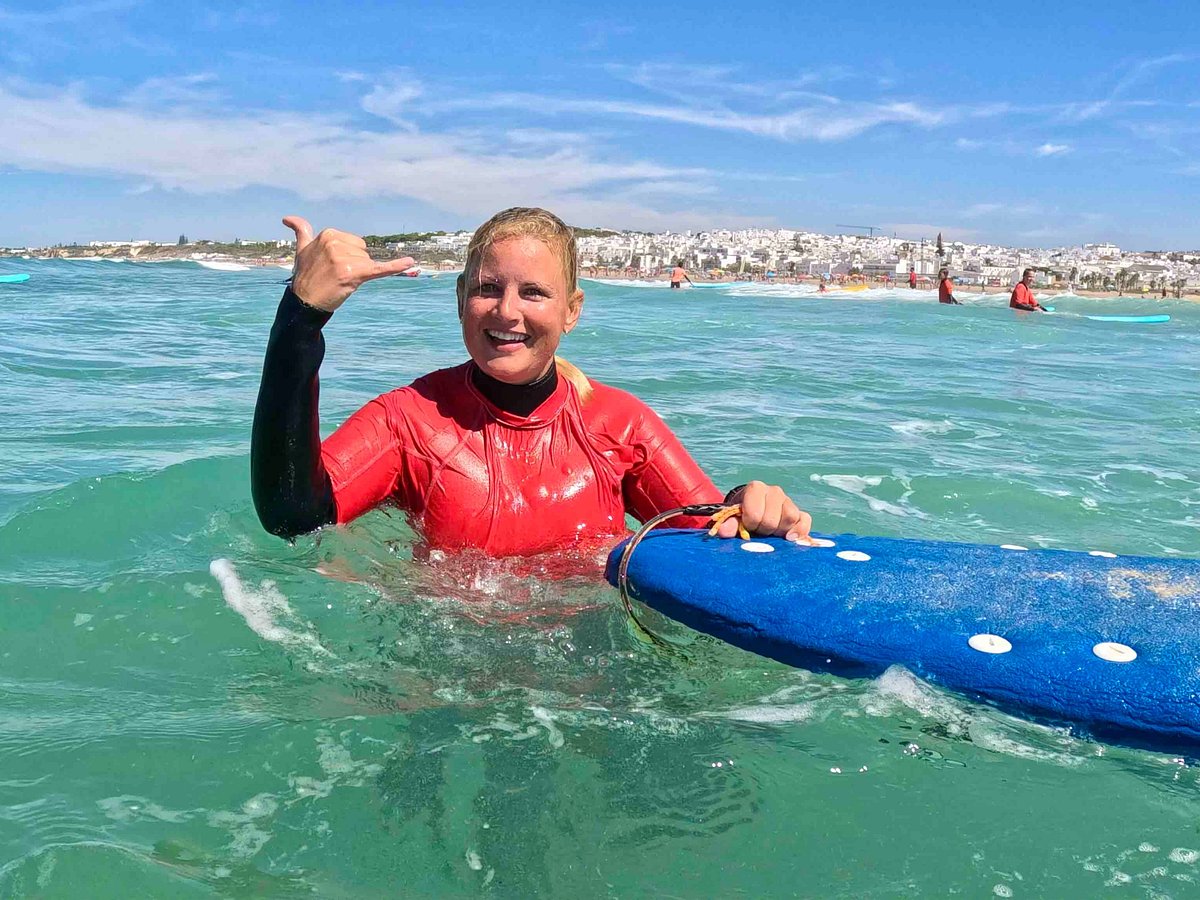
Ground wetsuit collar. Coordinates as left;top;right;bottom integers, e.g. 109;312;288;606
467;361;568;426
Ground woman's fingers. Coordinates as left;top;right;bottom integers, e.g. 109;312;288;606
785;508;813;543
282;215;315;252
368;256;418;280
737;481;767;531
717;515;741;538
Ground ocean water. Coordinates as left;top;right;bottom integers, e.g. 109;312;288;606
2;259;1199;897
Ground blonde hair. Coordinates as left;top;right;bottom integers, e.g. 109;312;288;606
457;207;591;403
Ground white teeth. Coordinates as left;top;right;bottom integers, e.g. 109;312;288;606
486;329;528;342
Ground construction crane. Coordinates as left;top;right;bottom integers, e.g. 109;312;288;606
835;224;883;237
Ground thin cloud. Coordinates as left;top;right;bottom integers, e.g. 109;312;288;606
1059;54;1192;122
423;91;946;142
0;78;730;230
359;70;423;130
962;202;1041;219
579;19;635;52
0;0;140;26
956;137;1074;158
120;73;221;110
605;61;847;104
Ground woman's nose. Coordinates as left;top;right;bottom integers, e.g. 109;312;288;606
496;287;520;320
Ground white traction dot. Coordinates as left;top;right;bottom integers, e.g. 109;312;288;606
1093;641;1137;663
1088;550;1117;558
1000;544;1029;551
968;633;1013;654
740;541;775;553
806;538;836;548
836;550;871;562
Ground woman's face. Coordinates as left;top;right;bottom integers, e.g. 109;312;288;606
459;236;583;384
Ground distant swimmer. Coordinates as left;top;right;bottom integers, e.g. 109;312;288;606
818;277;828;293
670;261;693;289
908;267;917;289
1009;268;1046;312
937;268;961;305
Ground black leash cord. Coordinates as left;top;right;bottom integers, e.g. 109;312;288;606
617;503;726;648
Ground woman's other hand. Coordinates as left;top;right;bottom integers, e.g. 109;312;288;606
715;481;813;543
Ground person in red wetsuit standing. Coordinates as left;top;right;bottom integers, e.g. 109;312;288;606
908;267;917;289
1009;268;1045;311
669;261;693;289
252;207;813;557
937;268;961;305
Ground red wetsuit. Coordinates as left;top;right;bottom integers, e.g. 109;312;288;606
251;289;721;555
908;271;917;288
1009;282;1040;310
938;278;956;304
321;362;719;556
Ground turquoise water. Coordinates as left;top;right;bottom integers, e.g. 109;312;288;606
2;259;1200;897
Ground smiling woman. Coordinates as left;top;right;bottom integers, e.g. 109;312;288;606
250;207;812;557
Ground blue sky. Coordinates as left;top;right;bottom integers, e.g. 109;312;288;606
0;0;1197;248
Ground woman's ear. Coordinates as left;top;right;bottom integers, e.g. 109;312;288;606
455;274;466;320
564;289;584;333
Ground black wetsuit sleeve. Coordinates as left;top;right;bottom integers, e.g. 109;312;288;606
251;288;337;539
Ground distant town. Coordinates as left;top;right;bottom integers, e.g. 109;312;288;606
4;227;1199;294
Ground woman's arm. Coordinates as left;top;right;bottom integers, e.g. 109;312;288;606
251;215;416;539
251;288;336;538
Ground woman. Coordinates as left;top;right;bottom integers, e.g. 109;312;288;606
252;207;812;556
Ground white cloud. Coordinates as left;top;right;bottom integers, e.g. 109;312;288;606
1035;142;1071;157
360;70;424;129
0;77;749;230
425;91;946;142
120;73;220;110
0;0;139;26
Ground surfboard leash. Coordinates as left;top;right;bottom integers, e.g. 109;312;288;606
616;503;741;650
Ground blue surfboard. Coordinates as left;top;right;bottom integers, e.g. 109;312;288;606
1086;314;1170;324
0;273;30;284
606;530;1200;750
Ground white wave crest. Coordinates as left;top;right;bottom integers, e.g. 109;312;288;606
195;260;250;272
889;419;954;437
209;558;332;656
810;473;920;518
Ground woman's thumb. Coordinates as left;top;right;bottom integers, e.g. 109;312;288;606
282;215;315;251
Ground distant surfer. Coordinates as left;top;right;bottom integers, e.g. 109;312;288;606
937;268;961;305
1009;268;1046;312
252;208;813;556
908;267;917;289
670;261;693;289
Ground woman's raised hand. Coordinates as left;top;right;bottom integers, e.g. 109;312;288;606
714;480;813;543
283;215;417;313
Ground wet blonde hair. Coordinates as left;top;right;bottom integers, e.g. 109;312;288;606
457;207;591;403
